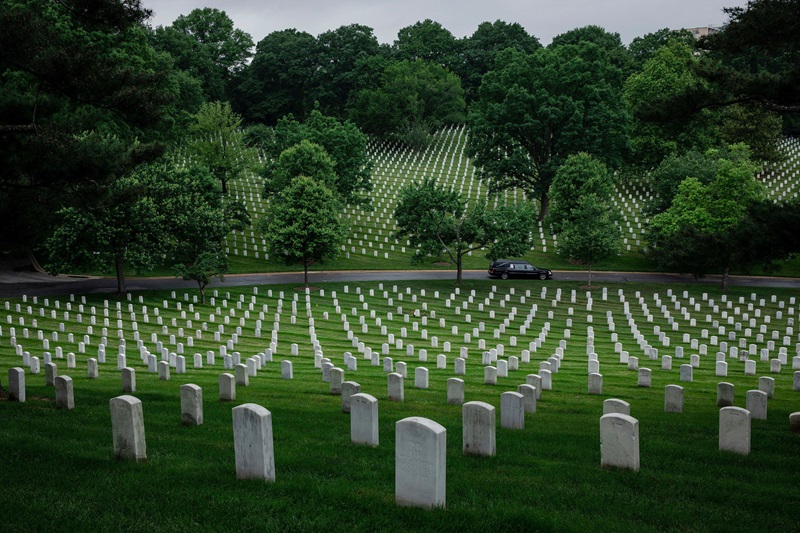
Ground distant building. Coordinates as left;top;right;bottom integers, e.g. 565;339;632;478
685;25;725;39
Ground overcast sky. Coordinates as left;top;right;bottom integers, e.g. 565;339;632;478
142;0;741;46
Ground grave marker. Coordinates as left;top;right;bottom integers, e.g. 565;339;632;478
719;407;750;455
55;375;74;410
180;384;203;426
600;414;640;472
462;401;496;456
395;417;446;509
351;393;379;446
110;395;146;462
232;404;275;481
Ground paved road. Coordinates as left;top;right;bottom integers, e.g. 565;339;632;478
1;268;799;298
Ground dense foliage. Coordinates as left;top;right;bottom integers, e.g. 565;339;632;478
394;178;534;284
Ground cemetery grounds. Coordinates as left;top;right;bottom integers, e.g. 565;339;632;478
1;279;799;531
2;129;800;530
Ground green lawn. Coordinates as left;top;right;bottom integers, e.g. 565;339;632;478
1;280;799;531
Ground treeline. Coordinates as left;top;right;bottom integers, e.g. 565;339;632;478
2;0;800;290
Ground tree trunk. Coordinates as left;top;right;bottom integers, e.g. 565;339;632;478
304;261;309;287
539;191;549;221
588;263;593;287
721;266;730;291
198;281;207;305
114;253;126;295
221;178;228;194
456;255;463;285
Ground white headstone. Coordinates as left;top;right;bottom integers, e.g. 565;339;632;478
395;417;446;508
122;367;136;393
500;391;525;429
746;390;768;420
415;367;429;389
517;384;537;413
717;382;734;407
351;393;379;446
281;360;293;379
388;373;404;401
341;381;361;413
232;403;275;481
719;406;750;455
603;399;630;416
600;413;639;472
55;375;74;410
110;395;146;461
447;378;464;405
664;385;684;413
588;373;603;395
462;401;496;456
219;373;236;401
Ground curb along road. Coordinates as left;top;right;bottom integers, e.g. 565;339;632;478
1;269;799;298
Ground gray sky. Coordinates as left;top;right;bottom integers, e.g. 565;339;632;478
143;0;741;46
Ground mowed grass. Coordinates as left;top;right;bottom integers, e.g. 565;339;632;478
1;280;799;532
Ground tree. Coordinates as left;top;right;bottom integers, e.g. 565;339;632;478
629;2;796;163
457;20;541;103
165;164;249;303
259;176;347;286
647;144;765;289
311;24;383;119
546;153;615;233
265;109;373;204
394;178;534;284
232;29;318;124
646;144;757;216
44;160;243;296
350;59;466;148
148;6;254;103
170;8;253;75
623;40;720;169
393;19;460;68
266;140;337;195
695;0;800;115
467;43;629;219
185;101;259;193
551;25;633;75
546;154;620;285
44;161;172;294
174;249;228;304
628;28;694;71
0;0;178;256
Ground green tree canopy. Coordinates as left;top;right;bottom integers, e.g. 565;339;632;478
623;40;720;168
547;153;615;233
45;162;222;294
627;28;694;71
232;29;317;125
268;140;337;194
646;144;756;216
311;24;384;119
551;25;633;75
647;144;766;289
149;8;252;102
547;153;620;284
696;0;800;115
258;176;347;286
350;59;466;148
264;109;373;204
394;178;534;283
467;42;630;219
185;101;260;193
456;20;541;103
0;0;178;255
393;19;460;67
